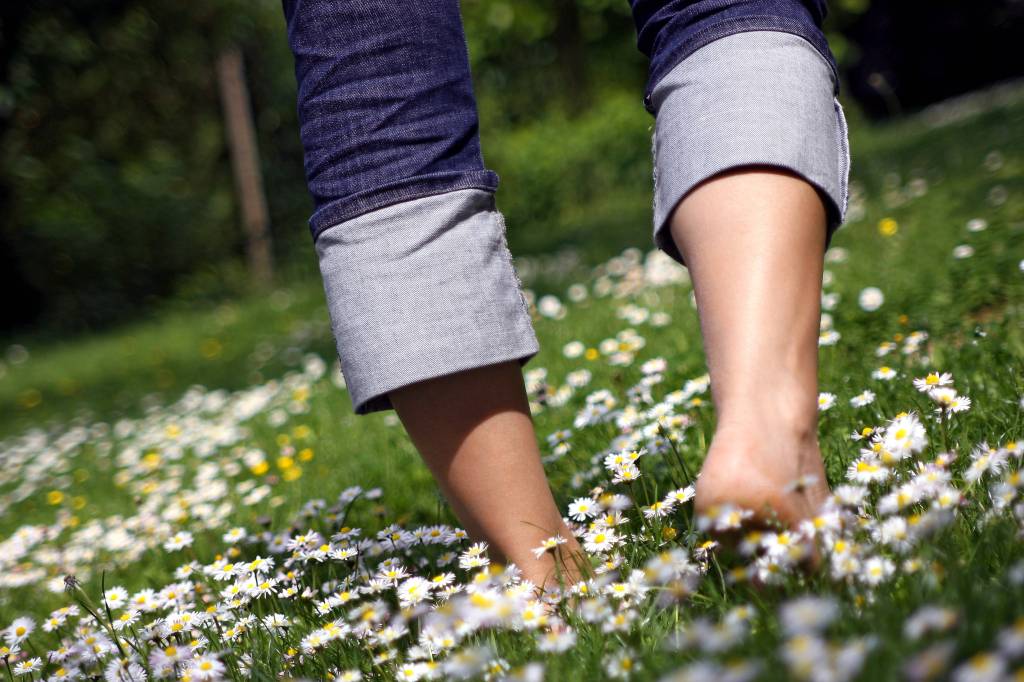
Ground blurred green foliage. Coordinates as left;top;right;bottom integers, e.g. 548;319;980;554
0;0;869;334
0;1;305;331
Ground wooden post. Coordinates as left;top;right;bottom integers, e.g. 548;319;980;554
216;45;274;287
554;0;589;116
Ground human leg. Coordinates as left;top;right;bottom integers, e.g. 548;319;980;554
389;361;590;594
642;29;851;526
282;0;589;591
668;165;832;526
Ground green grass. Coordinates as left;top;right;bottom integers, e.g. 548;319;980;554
0;89;1022;680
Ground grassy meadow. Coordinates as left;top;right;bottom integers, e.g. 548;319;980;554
0;88;1023;681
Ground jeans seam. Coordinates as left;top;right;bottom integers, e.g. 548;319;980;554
494;209;533;322
834;97;851;223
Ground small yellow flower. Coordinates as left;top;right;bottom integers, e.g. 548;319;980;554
47;490;64;505
878;217;898;236
18;389;42;409
250;460;269;476
584;348;599;360
298;448;314;462
200;338;222;359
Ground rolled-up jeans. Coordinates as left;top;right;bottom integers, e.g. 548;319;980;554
281;0;851;415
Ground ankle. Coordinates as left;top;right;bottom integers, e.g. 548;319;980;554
713;390;820;445
713;412;819;449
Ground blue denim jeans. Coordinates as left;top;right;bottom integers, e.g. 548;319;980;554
629;0;839;114
281;1;847;415
282;0;499;242
281;0;840;241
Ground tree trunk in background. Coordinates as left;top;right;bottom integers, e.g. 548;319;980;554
216;45;274;288
554;0;589;117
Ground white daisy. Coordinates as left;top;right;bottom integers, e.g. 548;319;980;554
850;390;876;407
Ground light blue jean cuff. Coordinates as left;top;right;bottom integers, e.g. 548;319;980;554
315;188;540;415
650;30;852;266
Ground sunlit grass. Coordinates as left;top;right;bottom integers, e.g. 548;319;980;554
0;92;1022;680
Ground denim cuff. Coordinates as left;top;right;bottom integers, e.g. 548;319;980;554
641;14;841;116
650;30;851;267
308;170;500;242
315;188;540;415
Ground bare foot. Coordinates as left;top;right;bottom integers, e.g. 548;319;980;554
510;523;591;600
694;421;830;531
